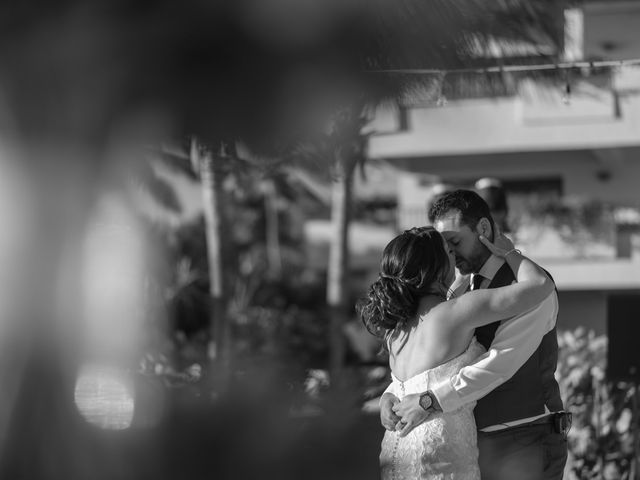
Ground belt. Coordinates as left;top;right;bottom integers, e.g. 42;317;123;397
515;412;572;437
527;414;556;427
481;412;570;433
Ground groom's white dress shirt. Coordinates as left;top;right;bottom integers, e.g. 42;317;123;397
430;254;560;431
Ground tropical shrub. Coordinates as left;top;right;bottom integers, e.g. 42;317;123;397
557;328;638;480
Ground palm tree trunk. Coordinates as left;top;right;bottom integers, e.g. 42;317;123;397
192;137;230;386
262;178;282;278
327;157;356;378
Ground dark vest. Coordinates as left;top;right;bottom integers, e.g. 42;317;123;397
473;263;564;429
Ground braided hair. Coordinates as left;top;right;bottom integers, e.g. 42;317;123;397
357;226;451;338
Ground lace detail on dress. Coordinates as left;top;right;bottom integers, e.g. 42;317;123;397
380;337;485;480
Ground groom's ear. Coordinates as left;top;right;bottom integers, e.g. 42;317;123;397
476;218;493;242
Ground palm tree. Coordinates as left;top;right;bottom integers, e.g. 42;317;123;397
139;137;239;383
261;177;283;279
146;137;291;384
190;138;231;378
292;107;370;376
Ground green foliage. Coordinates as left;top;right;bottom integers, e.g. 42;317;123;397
136;162;334;388
558;328;638;479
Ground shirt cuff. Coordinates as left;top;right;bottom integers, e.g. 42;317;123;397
430;378;464;413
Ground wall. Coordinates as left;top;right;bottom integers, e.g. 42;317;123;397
557;290;640;348
583;1;640;61
370;93;640;158
557;290;608;335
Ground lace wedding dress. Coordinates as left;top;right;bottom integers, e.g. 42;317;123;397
380;337;485;480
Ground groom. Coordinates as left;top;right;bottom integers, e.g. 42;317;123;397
380;190;569;480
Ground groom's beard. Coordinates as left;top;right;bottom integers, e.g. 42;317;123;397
456;260;477;275
456;247;489;275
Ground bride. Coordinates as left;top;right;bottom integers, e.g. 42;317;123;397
357;226;553;480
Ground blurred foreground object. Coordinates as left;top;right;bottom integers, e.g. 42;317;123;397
0;1;568;477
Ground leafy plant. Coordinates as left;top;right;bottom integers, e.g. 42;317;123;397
557;328;639;480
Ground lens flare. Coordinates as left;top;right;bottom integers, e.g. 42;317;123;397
74;364;135;430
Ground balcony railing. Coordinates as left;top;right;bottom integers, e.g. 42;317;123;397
396;202;640;261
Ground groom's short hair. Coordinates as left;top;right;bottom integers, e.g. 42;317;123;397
428;189;495;231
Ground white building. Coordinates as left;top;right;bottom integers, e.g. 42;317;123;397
368;1;640;336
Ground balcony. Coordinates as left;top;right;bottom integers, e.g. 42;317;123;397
397;200;640;291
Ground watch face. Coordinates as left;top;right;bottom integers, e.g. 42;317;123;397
419;393;432;411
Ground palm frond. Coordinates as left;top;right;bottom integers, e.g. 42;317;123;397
0;0;579;148
285;166;332;207
356;0;571;105
146;144;198;181
131;159;183;213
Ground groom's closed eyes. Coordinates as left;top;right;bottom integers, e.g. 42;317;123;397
443;234;460;248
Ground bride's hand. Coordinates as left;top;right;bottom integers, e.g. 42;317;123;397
392;394;433;437
380;393;401;431
478;231;515;258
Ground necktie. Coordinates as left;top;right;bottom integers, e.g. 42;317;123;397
471;274;484;291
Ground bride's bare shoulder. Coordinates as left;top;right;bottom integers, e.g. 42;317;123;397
416;297;451;326
424;294;475;329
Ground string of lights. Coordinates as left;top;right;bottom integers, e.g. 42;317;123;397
368;58;640;75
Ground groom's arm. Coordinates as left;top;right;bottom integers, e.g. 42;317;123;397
393;291;558;436
430;290;558;412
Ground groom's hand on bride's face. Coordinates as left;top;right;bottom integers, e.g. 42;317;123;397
393;394;432;437
380;393;401;431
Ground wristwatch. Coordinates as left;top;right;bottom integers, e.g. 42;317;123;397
419;391;435;412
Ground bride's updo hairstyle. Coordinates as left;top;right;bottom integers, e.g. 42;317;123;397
357;226;450;338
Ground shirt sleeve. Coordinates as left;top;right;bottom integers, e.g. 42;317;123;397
430;291;559;413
